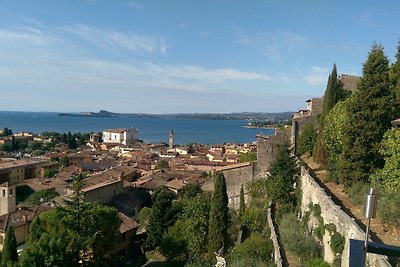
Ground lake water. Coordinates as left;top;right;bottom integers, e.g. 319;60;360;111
0;111;274;145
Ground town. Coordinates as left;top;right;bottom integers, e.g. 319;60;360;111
0;124;261;264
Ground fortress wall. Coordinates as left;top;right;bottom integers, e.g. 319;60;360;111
300;167;391;267
221;163;254;210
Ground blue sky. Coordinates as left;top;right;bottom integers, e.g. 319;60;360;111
1;0;400;113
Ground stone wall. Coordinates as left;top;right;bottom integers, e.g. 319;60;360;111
218;128;291;210
218;162;254;210
300;167;391;267
267;202;283;267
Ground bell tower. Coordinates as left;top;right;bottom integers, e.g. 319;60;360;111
169;129;174;149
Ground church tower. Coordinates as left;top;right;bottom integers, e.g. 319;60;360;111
169;129;174;149
0;182;16;216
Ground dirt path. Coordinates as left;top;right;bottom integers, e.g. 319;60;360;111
301;156;400;247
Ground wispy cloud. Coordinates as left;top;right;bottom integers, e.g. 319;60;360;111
64;24;167;55
303;66;329;85
234;25;309;63
199;32;209;38
128;1;143;8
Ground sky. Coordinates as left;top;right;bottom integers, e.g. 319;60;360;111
0;0;400;113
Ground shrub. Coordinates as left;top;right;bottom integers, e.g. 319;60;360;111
346;181;370;205
330;232;345;254
279;213;321;263
227;232;273;264
306;258;331;267
377;190;400;227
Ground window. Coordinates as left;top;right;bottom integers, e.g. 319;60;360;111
9;189;12;196
2;190;5;197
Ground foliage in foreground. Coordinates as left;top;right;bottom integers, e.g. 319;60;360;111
19;174;122;267
227;232;273;265
265;142;299;204
296;123;317;156
279;213;321;264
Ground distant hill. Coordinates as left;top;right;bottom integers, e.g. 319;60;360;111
58;110;294;121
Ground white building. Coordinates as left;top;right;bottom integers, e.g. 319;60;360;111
102;128;138;145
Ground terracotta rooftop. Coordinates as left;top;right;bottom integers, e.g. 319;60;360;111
118;212;139;233
166;178;186;190
0;204;51;232
0;159;45;169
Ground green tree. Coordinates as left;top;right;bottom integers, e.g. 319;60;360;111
338;44;398;185
239;184;245;218
2;226;18;264
389;40;400;102
315;64;347;164
266;142;299;204
371;128;400;191
20;174;121;266
323;99;351;182
279;213;320;264
240;206;264;233
296;123;317;156
160;195;210;260
67;131;77;149
227;232;273;265
60;155;70;167
1;128;12;136
208;173;229;256
155;160;169;170
146;187;176;248
178;183;202;199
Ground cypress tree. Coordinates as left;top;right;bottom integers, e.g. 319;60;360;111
266;142;299;204
239;184;245;218
2;226;18;264
390;40;400;102
146;187;176;248
208;173;229;256
338;44;398;185
315;64;346;164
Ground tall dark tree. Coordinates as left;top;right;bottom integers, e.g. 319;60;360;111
315;64;347;164
338;44;398;185
266;142;299;204
390;40;400;102
208;173;229;256
239;184;245;218
146;187;176;248
1;128;12;136
2;226;18;264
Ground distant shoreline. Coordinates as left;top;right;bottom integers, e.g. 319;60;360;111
57;110;294;121
243;125;276;130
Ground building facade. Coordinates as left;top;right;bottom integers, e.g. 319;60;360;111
102;128;138;145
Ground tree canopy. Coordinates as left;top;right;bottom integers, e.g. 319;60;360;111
2;226;18;265
338;44;398;185
266;142;299;204
19;174;121;266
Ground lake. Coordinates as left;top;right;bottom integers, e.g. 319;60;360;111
0;111;275;145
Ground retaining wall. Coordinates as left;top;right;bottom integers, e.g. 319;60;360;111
300;167;391;267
